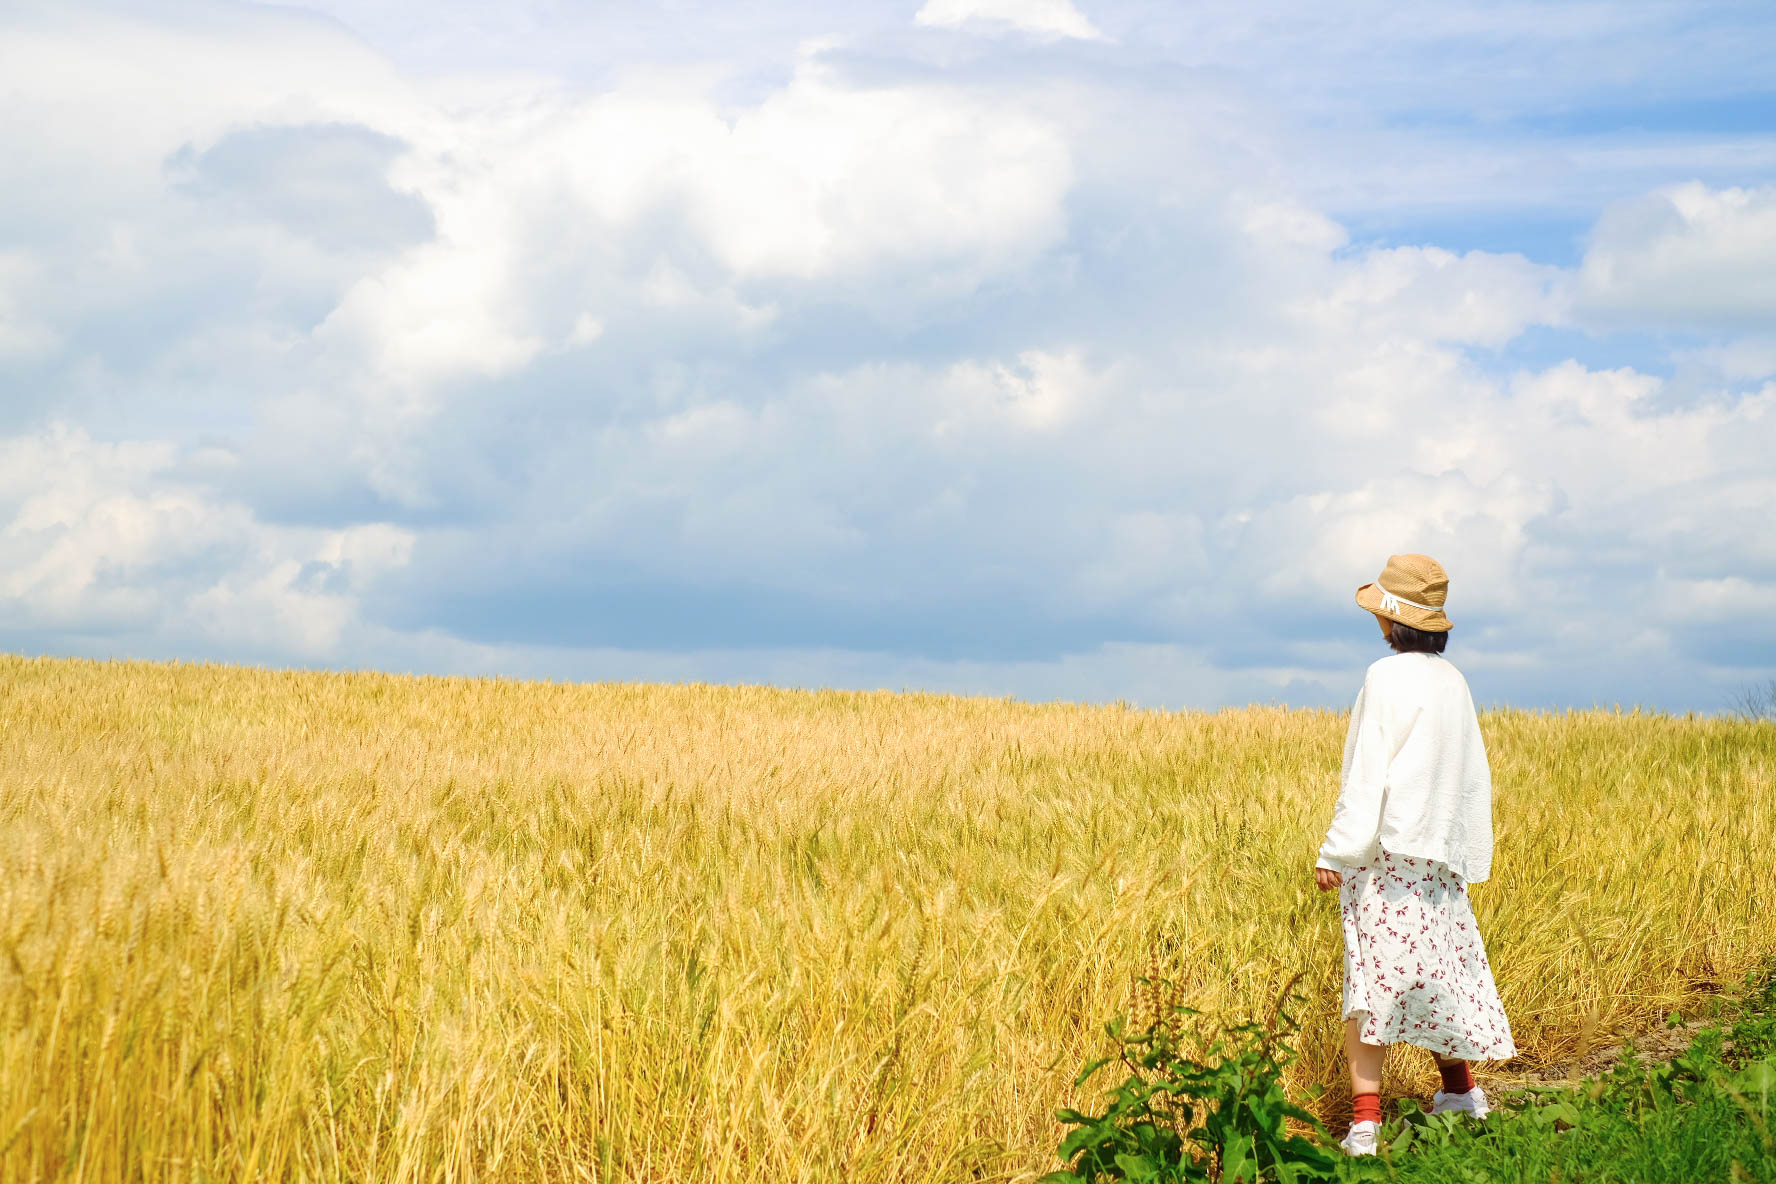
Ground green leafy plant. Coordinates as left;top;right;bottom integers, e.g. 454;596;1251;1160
1041;973;1338;1183
1728;960;1776;1065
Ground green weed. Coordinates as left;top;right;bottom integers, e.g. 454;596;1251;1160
1042;974;1338;1183
1337;967;1776;1182
1047;967;1776;1183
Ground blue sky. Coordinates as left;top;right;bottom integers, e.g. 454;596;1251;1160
2;0;1774;712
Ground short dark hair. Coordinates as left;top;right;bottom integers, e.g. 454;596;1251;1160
1385;620;1449;654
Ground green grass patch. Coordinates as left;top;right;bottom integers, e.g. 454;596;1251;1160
1046;967;1776;1183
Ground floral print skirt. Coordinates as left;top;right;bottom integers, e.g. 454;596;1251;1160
1339;850;1515;1059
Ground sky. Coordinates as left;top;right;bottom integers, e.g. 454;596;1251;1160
2;0;1774;712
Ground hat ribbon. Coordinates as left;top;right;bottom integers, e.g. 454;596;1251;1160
1377;583;1443;615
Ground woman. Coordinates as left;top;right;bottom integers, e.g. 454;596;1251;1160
1314;553;1515;1157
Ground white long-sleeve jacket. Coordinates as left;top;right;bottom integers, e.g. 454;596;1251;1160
1315;652;1495;883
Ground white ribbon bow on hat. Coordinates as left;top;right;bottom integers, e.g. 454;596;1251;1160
1377;584;1443;615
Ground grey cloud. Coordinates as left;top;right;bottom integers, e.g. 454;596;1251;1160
373;569;1174;661
1670;625;1776;672
166;122;433;254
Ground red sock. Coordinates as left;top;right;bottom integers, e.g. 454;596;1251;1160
1351;1093;1382;1126
1438;1061;1474;1094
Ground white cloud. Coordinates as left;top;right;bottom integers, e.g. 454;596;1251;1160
1237;199;1349;253
1;1;1774;711
566;312;605;347
1578;182;1776;330
0;252;61;360
1235;472;1555;611
0;425;413;657
936;349;1102;433
1659;574;1776;622
676;60;1072;279
1;8;1072;411
0;7;420;214
1309;246;1570;348
316;240;546;395
1682;336;1776;382
310;52;1071;395
914;0;1107;42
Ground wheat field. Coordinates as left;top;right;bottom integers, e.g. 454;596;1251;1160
2;654;1772;1182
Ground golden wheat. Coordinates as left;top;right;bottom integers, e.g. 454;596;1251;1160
2;654;1772;1182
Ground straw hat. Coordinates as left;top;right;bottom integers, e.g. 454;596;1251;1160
1356;553;1452;633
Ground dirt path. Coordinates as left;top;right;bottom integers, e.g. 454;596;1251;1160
1498;1016;1725;1089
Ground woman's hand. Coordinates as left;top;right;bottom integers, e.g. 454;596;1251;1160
1315;867;1343;892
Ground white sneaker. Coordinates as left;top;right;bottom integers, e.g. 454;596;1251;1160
1431;1086;1490;1119
1339;1120;1379;1156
